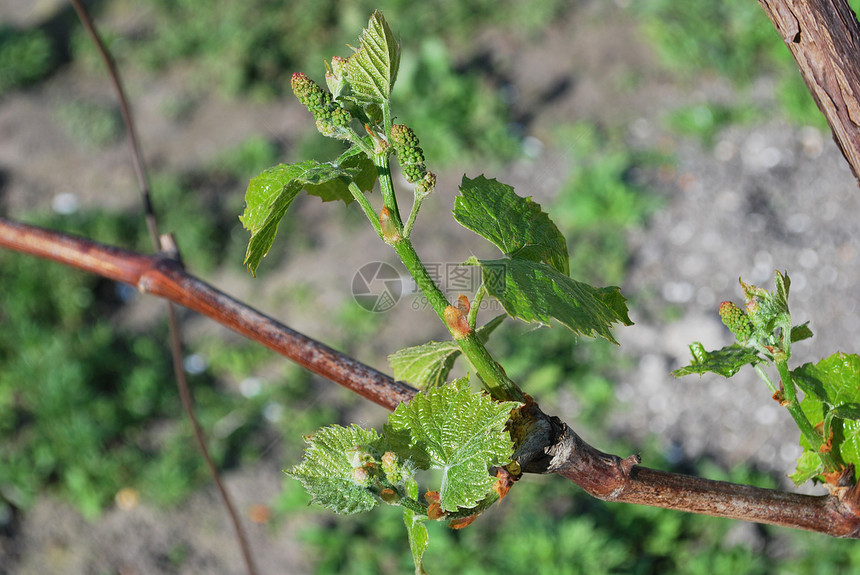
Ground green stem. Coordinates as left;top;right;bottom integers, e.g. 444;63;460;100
467;284;486;330
346;130;374;157
753;363;779;395
348;182;382;239
382;101;393;142
402;189;425;239
775;359;814;443
390;237;525;403
390;238;448;319
773;317;840;471
375;151;403;229
358;144;524;403
397;494;428;516
775;359;838;471
456;332;526;403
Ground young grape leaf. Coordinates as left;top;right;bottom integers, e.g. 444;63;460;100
240;157;374;275
385;378;520;512
740;272;792;338
404;509;430;575
789;450;824;485
388;315;506;389
829;403;860;421
791;322;814;343
791;352;860;483
389;340;460;390
286;424;383;514
793;364;828;403
774;271;790;313
304;145;377;203
346;10;400;106
672;342;762;378
453;175;569;275
470;256;631;343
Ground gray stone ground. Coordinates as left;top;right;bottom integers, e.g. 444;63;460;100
616;121;860;485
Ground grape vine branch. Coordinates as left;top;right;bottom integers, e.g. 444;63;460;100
1;215;859;537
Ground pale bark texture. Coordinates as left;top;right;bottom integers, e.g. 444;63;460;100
758;0;860;183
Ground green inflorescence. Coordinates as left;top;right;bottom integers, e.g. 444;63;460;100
415;171;436;197
390;123;428;183
291;72;351;137
718;300;754;342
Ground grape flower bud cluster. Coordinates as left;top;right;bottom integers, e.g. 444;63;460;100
291;72;351;138
719;301;754;342
346;445;413;505
390;123;428;183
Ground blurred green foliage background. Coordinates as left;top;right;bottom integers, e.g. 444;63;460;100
2;0;860;572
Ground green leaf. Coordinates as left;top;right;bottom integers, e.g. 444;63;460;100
285;424;383;514
346;10;400;106
774;270;790;312
829;403;860;421
404;509;430;575
388;315;506;389
385;379;520;512
794;353;860;407
790;322;813;343
453;175;569;275
240;157;373;275
304;146;377;203
474;314;507;340
389;340;461;390
472;257;631;343
793;367;828;403
672;342;762;378
240;163;306;275
740;272;792;341
788;450;823;485
792;352;860;483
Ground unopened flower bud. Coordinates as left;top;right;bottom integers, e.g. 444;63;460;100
381;451;405;484
381;451;397;471
352;466;370;485
346;447;361;469
415;172;436;198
